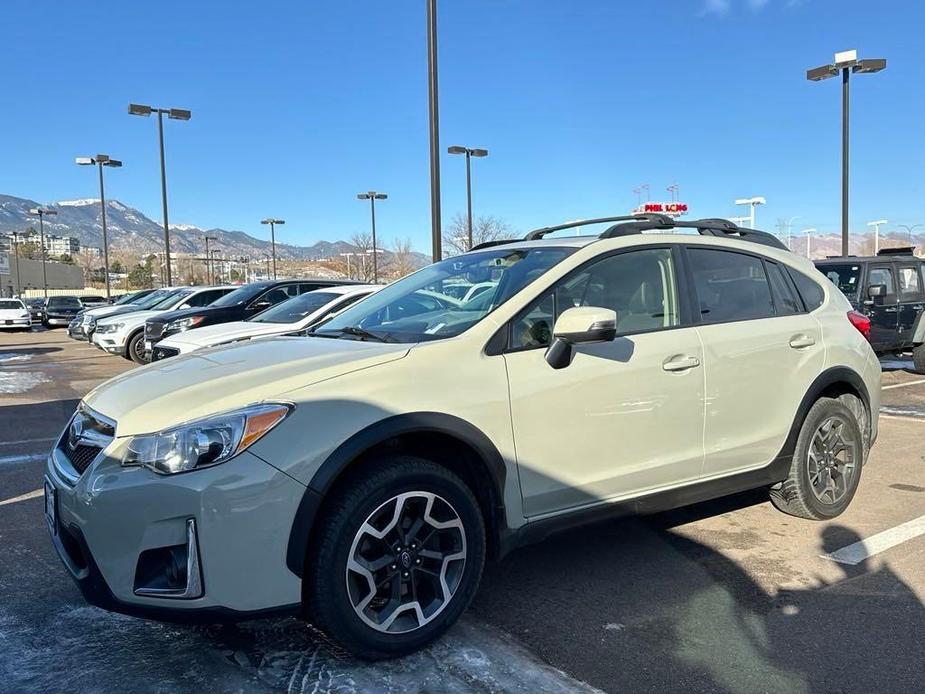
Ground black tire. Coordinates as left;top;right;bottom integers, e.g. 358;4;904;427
913;344;925;375
770;397;864;520
305;455;486;659
127;330;147;364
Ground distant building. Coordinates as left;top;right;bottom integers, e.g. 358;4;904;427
5;231;81;257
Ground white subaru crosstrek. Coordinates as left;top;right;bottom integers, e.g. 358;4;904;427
45;214;880;658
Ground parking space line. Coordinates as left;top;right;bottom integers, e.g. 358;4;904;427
0;453;47;466
0;488;43;507
822;515;925;565
882;379;925;390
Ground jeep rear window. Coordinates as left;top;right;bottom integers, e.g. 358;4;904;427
817;263;861;297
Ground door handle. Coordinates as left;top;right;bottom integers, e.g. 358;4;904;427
789;334;816;349
662;355;700;372
884;307;899;313
913;305;924;310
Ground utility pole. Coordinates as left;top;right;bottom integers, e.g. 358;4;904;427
426;0;442;262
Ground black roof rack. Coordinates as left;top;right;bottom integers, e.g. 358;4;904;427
877;246;916;256
524;214;673;241
469;239;520;252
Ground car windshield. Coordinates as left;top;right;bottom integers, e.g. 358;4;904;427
153;289;194;310
209;283;270;307
114;293;138;305
0;300;24;310
47;297;82;308
818;263;861;297
134;289;178;309
82;296;105;303
314;246;577;343
250;292;340;324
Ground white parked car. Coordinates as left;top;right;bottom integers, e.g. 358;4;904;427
68;289;161;341
0;298;32;331
150;285;379;361
92;286;236;363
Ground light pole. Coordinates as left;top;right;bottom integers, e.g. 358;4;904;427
204;235;218;284
210;250;223;283
426;0;442;263
447;145;488;250
867;219;888;254
896;224;924;249
339;252;356;280
807;50;886;257
786;215;802;252
802;228;818;258
28;208;56;299
260;219;284;280
76;155;122;301
357;192;387;283
262;253;271;280
128;103;192;287
666;184;679;202
734;197;766;228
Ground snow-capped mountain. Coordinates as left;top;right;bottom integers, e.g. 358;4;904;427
0;193;388;262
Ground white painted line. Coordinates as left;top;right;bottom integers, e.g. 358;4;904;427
880;414;925;423
0;437;56;447
882;379;925;390
0;488;44;507
822;515;925;565
0;452;47;466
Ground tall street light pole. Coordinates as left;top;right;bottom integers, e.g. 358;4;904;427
357;192;387;283
28;208;56;299
807;50;886;258
786;215;802;252
262;253;271;280
204;235;218;284
426;0;442;263
867;219;888;254
128;103;192;287
260;219;284;280
76;155;122;301
734;197;766;229
896;224;924;250
802;228;818;258
448;145;488;250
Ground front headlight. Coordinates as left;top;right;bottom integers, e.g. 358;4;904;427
166;316;206;334
115;403;291;475
96;322;124;334
84;314;96;326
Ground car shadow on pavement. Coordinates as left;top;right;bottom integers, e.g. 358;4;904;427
473;504;925;694
0;399;79;442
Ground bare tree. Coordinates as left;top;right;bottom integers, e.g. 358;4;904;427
386;237;417;280
442;213;511;256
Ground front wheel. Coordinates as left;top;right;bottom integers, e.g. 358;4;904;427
912;344;925;374
305;456;485;659
127;331;147;364
770;397;863;520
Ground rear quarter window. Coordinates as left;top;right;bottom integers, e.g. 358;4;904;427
787;268;826;311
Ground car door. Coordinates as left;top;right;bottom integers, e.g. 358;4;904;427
503;246;705;518
246;283;299;316
686;247;825;478
865;264;899;351
896;263;925;348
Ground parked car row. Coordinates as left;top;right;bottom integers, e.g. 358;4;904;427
10;294;114;329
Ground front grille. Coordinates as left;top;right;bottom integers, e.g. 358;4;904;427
146;322;165;339
55;406;116;480
151;346;179;361
64;444;103;474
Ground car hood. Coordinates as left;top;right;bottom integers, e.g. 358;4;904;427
164;320;289;348
86;304;141;320
0;308;29;318
97;309;158;327
84;336;411;435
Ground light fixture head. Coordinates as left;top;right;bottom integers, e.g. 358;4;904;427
104;159;123;168
834;49;858;66
374;193;388;200
470;148;488;157
128;103;152;117
447;145;466;155
75;157;94;166
867;219;888;227
806;64;838;81
854;58;886;74
168;108;192;121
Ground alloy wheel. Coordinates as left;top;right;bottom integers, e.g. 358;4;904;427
345;491;466;634
807;414;858;505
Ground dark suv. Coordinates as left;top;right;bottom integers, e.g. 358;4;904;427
815;247;925;371
144;279;356;354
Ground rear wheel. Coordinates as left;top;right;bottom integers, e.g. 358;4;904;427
127;331;147;364
305;456;485;659
912;344;925;374
770;397;863;520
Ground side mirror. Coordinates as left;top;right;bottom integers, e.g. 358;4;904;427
545;306;617;370
868;284;886;298
178;303;191;310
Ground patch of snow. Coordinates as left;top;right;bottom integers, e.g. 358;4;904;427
56;199;99;207
0;353;31;363
0;371;49;393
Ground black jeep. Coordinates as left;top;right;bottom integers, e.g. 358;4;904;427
815;247;925;371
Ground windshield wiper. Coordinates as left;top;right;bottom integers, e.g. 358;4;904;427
311;326;394;342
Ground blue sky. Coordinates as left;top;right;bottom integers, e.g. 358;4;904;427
1;0;921;252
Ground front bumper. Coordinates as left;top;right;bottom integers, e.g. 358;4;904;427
46;436;306;619
45;315;76;326
0;318;31;329
93;332;126;355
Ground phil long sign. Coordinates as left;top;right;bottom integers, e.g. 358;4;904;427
632;202;689;217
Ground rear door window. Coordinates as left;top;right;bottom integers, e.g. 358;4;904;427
765;262;802;316
898;265;923;301
688;249;774;323
787;269;826;311
868;266;897;299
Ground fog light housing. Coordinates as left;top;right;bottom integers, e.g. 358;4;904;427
133;519;203;599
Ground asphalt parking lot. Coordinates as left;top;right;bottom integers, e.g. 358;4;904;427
2;329;924;693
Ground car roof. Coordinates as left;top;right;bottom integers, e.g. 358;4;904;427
306;284;379;296
815;255;922;264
